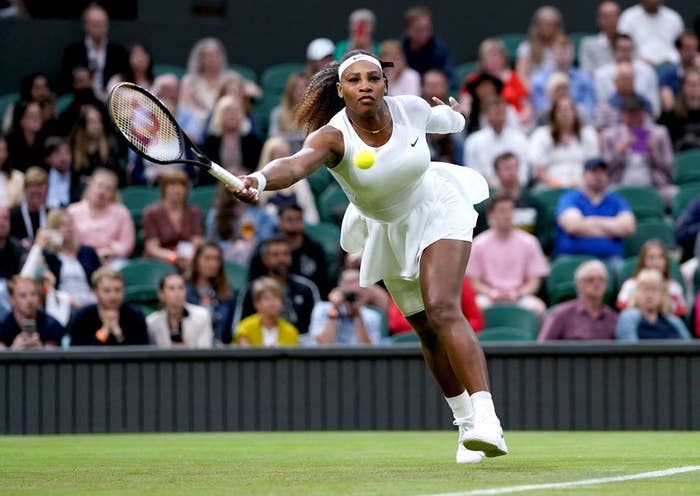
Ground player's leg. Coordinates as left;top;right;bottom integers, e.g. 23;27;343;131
405;310;484;464
419;239;507;457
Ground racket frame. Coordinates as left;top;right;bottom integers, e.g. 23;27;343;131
107;82;245;190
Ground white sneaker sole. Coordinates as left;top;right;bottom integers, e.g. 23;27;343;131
456;448;485;464
462;434;509;457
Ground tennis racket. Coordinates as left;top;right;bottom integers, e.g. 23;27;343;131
108;82;248;192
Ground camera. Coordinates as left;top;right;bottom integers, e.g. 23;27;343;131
343;291;357;303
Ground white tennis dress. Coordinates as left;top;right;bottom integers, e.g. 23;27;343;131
327;95;489;315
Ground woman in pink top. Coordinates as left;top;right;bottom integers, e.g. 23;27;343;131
67;168;135;268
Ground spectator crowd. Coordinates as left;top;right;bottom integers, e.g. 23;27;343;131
2;1;700;350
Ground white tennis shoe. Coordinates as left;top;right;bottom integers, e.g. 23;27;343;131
454;420;485;464
460;414;509;457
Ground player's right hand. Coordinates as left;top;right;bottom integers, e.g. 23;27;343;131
227;176;259;203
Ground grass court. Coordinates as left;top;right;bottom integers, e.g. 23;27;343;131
1;431;699;495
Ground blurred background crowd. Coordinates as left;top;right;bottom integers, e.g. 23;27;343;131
1;0;700;350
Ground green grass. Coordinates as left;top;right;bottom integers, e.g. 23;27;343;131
1;432;699;495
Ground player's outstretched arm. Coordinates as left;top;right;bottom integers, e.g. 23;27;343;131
232;126;342;203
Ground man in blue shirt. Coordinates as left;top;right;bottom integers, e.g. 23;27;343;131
554;158;636;270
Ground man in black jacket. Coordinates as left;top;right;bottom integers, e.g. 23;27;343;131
59;3;128;98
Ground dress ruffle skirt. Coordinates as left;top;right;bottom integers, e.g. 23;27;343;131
340;162;490;287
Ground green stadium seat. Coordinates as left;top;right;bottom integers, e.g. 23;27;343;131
153;64;186;78
0;93;18;122
261;63;305;97
454;61;478;90
671;184;700;220
123;284;159;309
391;331;419;343
230;64;257;83
532;188;571;219
532;188;571;249
478;326;536;342
56;94;73;113
672;150;700;185
546;255;615;305
224;260;249;295
119;186;160;227
317;185;349;225
188;185;217;219
482;304;540;339
120;259;176;290
253;93;282;136
497;33;527;63
304;222;340;266
623;220;674;258
307;167;334;197
614;186;665;221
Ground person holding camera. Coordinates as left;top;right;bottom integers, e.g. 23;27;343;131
309;269;382;345
0;275;65;350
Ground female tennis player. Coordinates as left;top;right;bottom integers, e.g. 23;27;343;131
233;50;508;464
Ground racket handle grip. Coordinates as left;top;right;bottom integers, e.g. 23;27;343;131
208;163;257;197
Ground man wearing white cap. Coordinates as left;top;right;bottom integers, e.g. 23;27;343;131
306;38;336;77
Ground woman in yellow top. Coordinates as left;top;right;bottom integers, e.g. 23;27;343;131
235;277;299;347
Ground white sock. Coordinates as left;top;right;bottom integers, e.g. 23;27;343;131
470;391;496;416
445;390;473;423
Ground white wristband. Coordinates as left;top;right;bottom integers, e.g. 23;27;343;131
249;172;267;192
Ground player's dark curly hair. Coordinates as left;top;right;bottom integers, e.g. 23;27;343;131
295;50;391;135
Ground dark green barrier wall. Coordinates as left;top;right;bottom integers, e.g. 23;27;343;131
1;343;698;434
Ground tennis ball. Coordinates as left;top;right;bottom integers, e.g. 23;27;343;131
354;149;375;169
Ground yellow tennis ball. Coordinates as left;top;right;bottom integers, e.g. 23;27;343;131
354;149;375;169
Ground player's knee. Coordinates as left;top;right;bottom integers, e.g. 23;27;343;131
424;298;461;330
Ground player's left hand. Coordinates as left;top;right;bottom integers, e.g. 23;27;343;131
432;96;461;112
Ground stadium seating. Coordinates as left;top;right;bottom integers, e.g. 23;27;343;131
304;222;341;266
482;304;540;339
317;185;349;225
477;326;536;342
391;331;419;343
0;93;18;121
56;94;73;113
454;60;477;90
671;183;700;220
120;259;176;290
671;149;700;185
307;166;334;197
224;260;249;295
623;220;674;258
188;184;216;219
497;33;526;63
230;64;257;83
261;63;305;97
614;186;665;221
153;63;186;78
120;186;160;227
253;93;282;136
532;188;571;220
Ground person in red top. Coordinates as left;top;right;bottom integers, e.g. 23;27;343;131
388;276;484;335
464;38;533;127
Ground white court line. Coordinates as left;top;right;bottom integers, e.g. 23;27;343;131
422;465;700;496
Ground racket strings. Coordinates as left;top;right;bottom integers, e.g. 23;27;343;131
110;86;182;162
